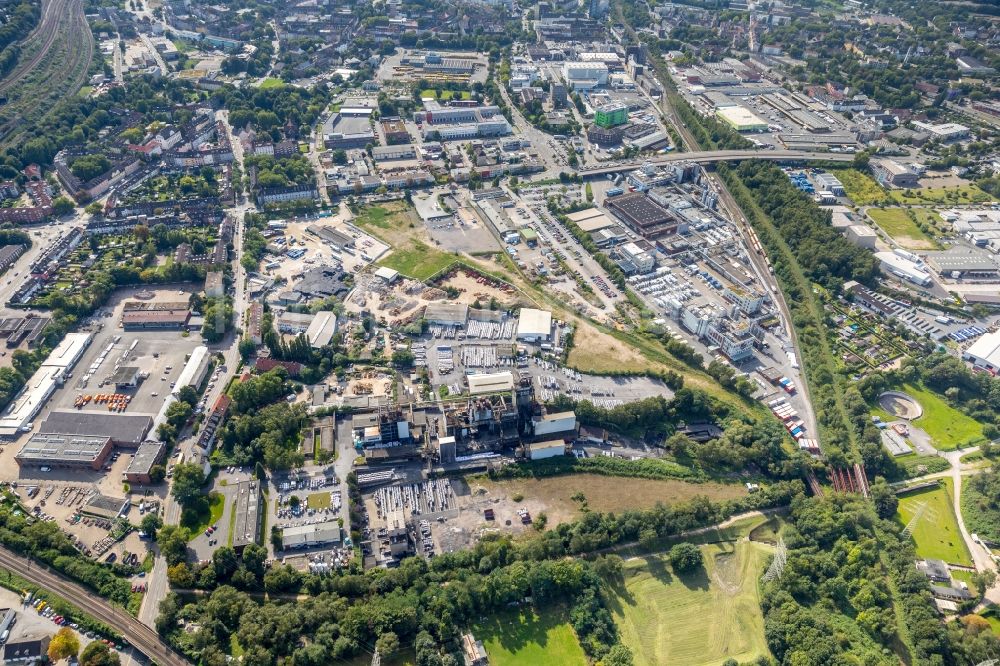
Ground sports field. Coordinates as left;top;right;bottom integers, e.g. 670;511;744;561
606;526;772;665
471;606;587;666
867;208;941;250
895;478;972;566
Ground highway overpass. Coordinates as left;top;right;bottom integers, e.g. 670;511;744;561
578;149;854;178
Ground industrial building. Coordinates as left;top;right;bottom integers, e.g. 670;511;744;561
174;346;210;395
911;121;970;142
845;225;878;249
281;520;342;550
322;109;376;149
870;159;919;189
0;333;93;437
352;404;428;453
39;411;153;447
594;102;628;128
110;366;142;388
963;331;1000;372
613;241;656;274
121;301;191;330
528;439;566;460
715;106;768;132
875;250;932;287
926;249;1000;279
815;173;845;196
424;303;469;327
605;192;679;239
516;308;552;342
125;440;166;484
306;224;354;249
44;333;92;371
306;311;338;348
232;479;263;552
15;433;114;470
532;410;576;438
467;371;515;395
562;61;609;90
205;271;224;298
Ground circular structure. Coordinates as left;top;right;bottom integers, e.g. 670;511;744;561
134;290;155;300
878;391;923;420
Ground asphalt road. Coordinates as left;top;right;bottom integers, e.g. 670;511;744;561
0;545;190;665
139;109;253;630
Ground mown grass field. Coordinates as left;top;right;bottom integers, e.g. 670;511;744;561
605;530;772;665
471;606;588;666
895;478;972;566
905;383;985;450
867;208;942;250
379;241;457;281
259;77;286;89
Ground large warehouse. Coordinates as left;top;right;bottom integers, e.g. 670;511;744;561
15;433;114;471
281;520;342;550
121;302;191;330
963;331;1000;372
306;311;338;348
39;411;154;448
516;308;552;342
715;106;768;132
424;303;469;327
174;346;210;395
0;333;94;437
605;192;679;239
468;371;515;395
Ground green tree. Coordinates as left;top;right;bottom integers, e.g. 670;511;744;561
157;524;189;566
177;384;199;406
52;196;75;215
149;464;166;484
170;462;206;507
140;513;163;538
376;632;400;656
668;542;702;573
869;476;898;519
80;640;120;666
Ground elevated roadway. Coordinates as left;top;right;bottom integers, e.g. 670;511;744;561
577;149;854;178
0;546;190;665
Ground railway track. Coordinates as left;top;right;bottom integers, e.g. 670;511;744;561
0;546;190;666
0;0;69;95
0;0;93;148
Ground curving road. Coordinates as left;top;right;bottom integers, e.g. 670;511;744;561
0;546;190;666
